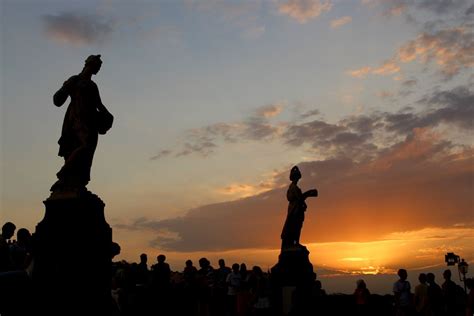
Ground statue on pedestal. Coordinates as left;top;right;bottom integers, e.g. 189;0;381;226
50;54;113;197
281;166;318;250
32;56;114;315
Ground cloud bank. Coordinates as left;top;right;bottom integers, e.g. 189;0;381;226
131;85;474;252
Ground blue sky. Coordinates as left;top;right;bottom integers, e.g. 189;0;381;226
1;0;473;293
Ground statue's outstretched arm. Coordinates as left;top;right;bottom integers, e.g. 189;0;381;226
303;189;318;199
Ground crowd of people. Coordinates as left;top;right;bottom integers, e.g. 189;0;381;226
1;221;473;315
392;268;474;316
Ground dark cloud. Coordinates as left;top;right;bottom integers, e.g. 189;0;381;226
299;109;320;119
42;12;113;45
175;141;217;158
242;117;280;141
417;86;474;130
402;79;417;88
416;0;467;15
466;4;474;15
369;0;469;17
151;105;282;159
154;86;473;159
150;149;172;160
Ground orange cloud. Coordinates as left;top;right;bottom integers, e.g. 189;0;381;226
278;0;332;23
349;26;474;79
347;66;372;78
217;181;276;198
371;59;401;75
256;104;284;118
397;27;474;78
330;16;352;28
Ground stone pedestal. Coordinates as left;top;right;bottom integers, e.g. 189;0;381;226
32;191;112;316
271;246;315;315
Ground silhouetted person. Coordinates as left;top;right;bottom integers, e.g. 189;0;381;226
136;253;149;286
10;228;32;270
393;269;413;316
354;279;370;316
151;254;171;314
152;254;171;289
426;272;443;316
281;166;318;249
0;222;16;272
237;262;251;316
197;258;214;316
227;263;242;316
184;259;198;285
183;260;199;315
442;269;458;315
215;259;231;315
249;266;270;316
414;273;429;316
51;54;113;194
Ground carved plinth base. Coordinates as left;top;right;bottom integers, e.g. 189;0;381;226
32;191;112;316
270;246;315;315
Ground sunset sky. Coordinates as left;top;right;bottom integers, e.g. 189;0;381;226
1;0;473;294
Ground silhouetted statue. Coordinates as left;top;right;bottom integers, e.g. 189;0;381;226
51;55;113;195
281;166;318;249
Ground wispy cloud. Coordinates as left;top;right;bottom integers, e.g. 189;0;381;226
348;25;474;80
397;27;474;78
278;0;332;23
155;85;474;160
152;103;285;159
330;16;352;28
42;12;114;45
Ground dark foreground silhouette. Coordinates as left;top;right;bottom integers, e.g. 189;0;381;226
1;232;472;316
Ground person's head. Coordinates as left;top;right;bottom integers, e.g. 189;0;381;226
218;259;225;268
186;259;193;267
397;269;408;281
84;54;102;75
232;263;240;272
426;272;435;284
356;279;366;289
443;269;451;280
140;253;147;263
16;228;31;245
199;257;209;268
289;166;302;182
240;263;247;272
252;266;263;276
2;222;16;239
418;273;427;284
157;254;166;263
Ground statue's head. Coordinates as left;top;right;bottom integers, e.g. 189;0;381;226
85;54;102;74
289;166;301;181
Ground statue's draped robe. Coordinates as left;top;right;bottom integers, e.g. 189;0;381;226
55;75;101;187
281;182;307;246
